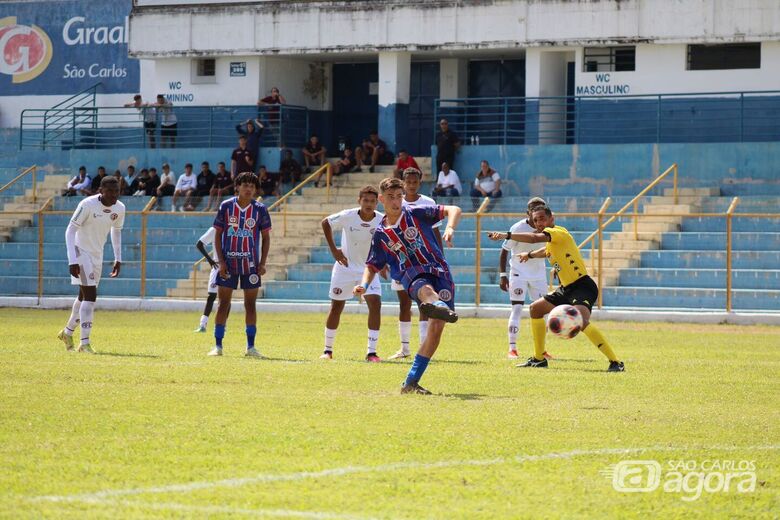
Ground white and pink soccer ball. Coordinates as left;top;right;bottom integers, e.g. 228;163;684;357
547;305;583;339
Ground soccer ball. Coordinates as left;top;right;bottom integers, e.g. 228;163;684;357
547;305;583;339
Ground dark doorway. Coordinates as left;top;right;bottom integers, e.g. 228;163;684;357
332;63;378;152
408;62;440;156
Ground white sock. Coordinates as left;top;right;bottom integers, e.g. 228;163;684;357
79;301;95;346
65;298;81;335
419;320;429;345
199;315;208;328
398;321;411;354
324;327;337;351
367;329;380;354
508;304;523;351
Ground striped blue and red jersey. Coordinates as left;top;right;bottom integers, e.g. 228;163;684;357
213;197;272;275
366;205;451;283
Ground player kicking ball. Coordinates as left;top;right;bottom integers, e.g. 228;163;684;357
193;226;222;332
320;186;384;361
208;172;272;357
355;178;462;394
387;167;444;360
58;176;125;354
487;205;625;372
499;196;552;360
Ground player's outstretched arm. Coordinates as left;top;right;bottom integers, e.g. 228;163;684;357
517;246;546;263
321;218;348;267
487;230;549;243
441;205;462;246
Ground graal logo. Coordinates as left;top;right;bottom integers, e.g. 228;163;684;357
0;17;53;83
603;460;661;492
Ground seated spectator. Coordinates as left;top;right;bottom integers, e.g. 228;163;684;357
470;160;502;211
279;149;303;185
113;169;129;195
172;163;197;212
258;165;280;197
63;166;90;196
235;118;263;168
156;163;176;209
432;162;462;197
356;130;393;173
315;146;357;187
302;134;327;173
132;168;149;196
231;135;254;177
394;149;420;179
140;168;160;197
205;162;233;211
195;161;215;205
124;165;139;196
85;166;107;196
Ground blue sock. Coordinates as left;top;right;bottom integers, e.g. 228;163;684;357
214;324;225;348
405;354;431;386
246;325;256;348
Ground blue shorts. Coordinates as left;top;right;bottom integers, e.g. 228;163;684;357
216;272;262;290
407;273;456;310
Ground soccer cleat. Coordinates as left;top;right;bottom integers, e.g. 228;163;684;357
516;357;548;368
57;329;75;351
193;326;206;333
388;349;411;360
507;349;519;359
419;301;458;323
543;351;554;360
365;353;381;363
319;351;333;360
207;347;223;356
245;347;264;358
368;165;375;173
608;361;625;372
400;381;432;395
77;344;95;354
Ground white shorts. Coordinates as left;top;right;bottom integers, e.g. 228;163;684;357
390;279;404;292
329;264;381;301
508;275;547;304
207;266;219;294
70;248;102;287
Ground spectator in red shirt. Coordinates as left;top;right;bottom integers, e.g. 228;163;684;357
393;150;420;179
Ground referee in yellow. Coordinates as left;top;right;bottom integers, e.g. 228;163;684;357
488;205;624;372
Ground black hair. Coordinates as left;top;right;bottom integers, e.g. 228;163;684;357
234;171;260;189
531;205;553;217
185;163;193;169
100;176;119;188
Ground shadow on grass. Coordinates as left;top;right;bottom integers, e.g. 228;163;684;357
96;352;161;359
442;393;490;401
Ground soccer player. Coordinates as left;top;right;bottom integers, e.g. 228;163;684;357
193;226;220;333
57;176;125;353
320;186;384;361
355;177;462;394
487;205;625;372
499;197;552;359
208;172;272;357
387;167;443;360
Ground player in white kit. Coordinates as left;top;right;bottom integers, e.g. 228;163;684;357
320;186;385;361
57;176;125;353
387;167;444;360
193;226;221;332
499;197;552;359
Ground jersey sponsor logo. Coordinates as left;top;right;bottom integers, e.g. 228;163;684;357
226;250;250;257
227;227;252;238
332;287;342;295
110;213;118;220
403;227;419;241
553;262;561;272
438;289;452;301
103;208;111;213
0;18;53;83
360;223;370;227
248;273;259;284
245;218;256;229
228;216;238;225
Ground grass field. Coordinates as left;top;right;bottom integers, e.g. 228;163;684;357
1;308;778;519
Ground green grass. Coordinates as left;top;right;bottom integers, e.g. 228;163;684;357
1;308;778;519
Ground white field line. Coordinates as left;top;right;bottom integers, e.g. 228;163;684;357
32;444;779;505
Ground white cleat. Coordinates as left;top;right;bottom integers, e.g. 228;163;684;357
387;349;411;360
57;329;75;351
245;347;264;358
193;326;206;333
207;347;223;356
77;344;95;354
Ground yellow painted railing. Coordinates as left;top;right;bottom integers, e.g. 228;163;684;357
0;165;38;203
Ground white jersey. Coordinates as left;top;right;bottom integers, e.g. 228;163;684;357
502;219;546;280
403;194;442;228
69;195;125;258
199;226;216;256
326;208;384;272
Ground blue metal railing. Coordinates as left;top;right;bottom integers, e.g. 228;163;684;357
19;104;309;151
21;83;101;150
434;91;780;145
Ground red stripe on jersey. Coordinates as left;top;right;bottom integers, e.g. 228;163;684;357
383;226;412;269
398;214;429;264
410;213;444;265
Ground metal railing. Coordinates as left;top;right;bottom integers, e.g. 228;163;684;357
0;165;39;203
20;104;309;151
435;90;780;145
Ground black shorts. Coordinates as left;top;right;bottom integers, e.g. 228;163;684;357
162;124;177;137
544;275;598;312
144;122;156;135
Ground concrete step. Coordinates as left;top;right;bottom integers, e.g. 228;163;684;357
664;187;720;197
649;195;709;205
643;204;696;215
621;222;680;232
607;231;663;242
582;249;646;260
601;239;658;251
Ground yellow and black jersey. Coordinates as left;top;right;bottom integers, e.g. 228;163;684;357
543;225;589;286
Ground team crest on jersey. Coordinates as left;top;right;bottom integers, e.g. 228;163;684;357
110;213;118;220
245;218;256;229
403;227;419;241
553;262;561;272
332;287;342;295
513;288;523;296
249;274;259;284
438;289;452;301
